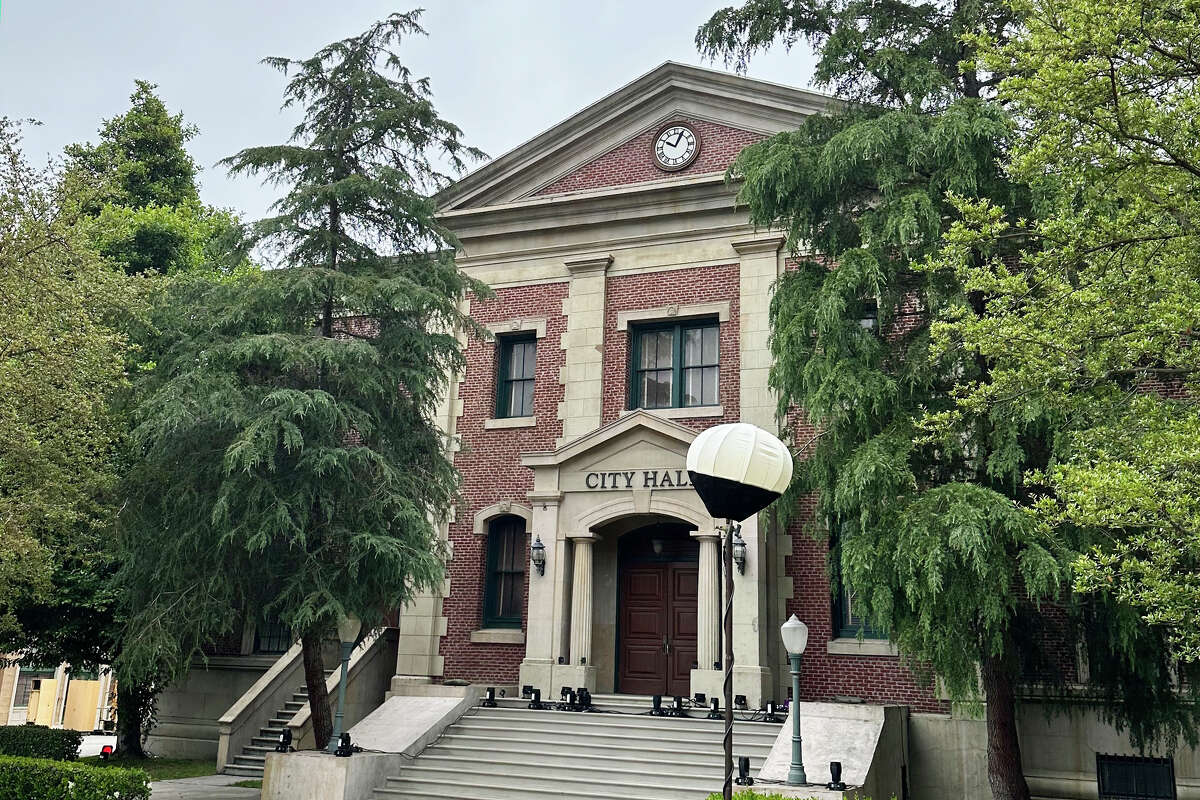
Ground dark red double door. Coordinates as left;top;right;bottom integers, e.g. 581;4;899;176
618;562;698;696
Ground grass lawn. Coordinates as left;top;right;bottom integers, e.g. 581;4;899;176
231;780;262;789
80;755;218;781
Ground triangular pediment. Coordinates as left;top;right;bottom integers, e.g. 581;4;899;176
521;409;695;471
437;62;834;212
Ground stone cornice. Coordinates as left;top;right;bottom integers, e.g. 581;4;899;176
731;233;787;255
563;254;613;276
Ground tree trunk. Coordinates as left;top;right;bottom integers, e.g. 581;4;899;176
302;628;333;750
980;654;1031;800
115;682;147;758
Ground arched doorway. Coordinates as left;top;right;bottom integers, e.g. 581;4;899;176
616;522;699;696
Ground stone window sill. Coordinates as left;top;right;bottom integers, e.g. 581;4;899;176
484;416;537;430
623;405;724;420
826;637;898;657
470;628;525;645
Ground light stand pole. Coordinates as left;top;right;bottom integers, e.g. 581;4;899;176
685;423;793;800
327;616;361;755
780;614;809;785
722;518;737;800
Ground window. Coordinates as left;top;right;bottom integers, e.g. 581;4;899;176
13;669;54;708
496;334;536;418
630;319;719;409
254;617;293;654
483;516;527;628
1097;754;1176;800
830;521;885;640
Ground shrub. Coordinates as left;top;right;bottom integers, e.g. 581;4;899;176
0;755;150;800
0;724;84;760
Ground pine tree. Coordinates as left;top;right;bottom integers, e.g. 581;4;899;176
117;11;484;749
698;3;1200;799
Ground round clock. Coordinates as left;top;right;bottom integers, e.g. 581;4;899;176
651;121;701;172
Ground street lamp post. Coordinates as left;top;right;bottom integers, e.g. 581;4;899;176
686;423;794;800
327;615;361;755
780;614;809;785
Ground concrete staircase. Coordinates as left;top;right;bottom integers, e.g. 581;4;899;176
222;685;309;778
372;693;784;800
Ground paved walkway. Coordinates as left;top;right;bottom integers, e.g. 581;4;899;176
150;774;261;800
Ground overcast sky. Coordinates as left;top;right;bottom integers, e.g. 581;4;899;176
1;1;818;220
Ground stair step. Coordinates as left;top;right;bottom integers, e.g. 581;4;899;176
408;752;733;782
451;719;780;746
234;754;265;765
465;706;782;736
223;764;264;778
380;772;713;800
425;740;770;769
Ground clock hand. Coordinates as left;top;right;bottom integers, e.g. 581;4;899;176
670;131;685;148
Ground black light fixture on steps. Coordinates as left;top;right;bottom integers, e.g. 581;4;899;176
763;701;781;723
686;422;793;800
275;728;293;753
734;756;754;786
334;732;354;757
694;692;706;705
521;685;534;699
670;695;685;717
650;694;665;716
707;698;722;720
828;761;847;791
482;687;497;708
528;688;545;710
575;687;592;711
734;695;747;709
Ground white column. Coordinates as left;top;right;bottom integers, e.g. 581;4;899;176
569;534;596;665
694;530;721;671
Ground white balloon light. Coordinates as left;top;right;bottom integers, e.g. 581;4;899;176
686;423;794;522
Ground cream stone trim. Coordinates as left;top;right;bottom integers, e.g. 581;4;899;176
564;253;613;275
485;317;547;339
826;638;899;657
472;502;534;536
622;405;725;420
522;408;696;468
484;416;537;430
470;628;526;645
616;300;731;331
731;233;786;255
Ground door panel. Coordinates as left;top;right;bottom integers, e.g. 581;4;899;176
667;563;698;696
618;566;667;696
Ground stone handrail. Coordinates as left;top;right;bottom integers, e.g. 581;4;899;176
215;641;304;771
288;628;397;751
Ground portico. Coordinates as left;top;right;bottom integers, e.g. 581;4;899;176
517;410;773;707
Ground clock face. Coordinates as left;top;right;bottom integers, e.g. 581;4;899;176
652;122;701;171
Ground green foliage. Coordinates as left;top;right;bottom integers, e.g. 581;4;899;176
0;119;139;633
65;80;198;212
700;0;1200;778
88;200;245;276
117;10;485;683
928;0;1200;663
0;726;84;761
0;755;150;800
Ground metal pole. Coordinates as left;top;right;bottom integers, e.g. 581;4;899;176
788;652;807;784
327;641;352;754
723;519;737;800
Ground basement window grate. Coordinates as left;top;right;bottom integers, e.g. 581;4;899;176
1097;754;1176;800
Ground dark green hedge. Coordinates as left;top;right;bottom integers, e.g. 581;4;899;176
0;755;150;800
0;725;84;760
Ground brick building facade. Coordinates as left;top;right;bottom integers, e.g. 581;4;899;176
383;61;943;713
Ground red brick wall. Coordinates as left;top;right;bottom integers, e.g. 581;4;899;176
602;264;742;431
440;282;568;683
533;118;765;197
785;414;946;712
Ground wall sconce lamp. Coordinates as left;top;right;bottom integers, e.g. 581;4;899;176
530;535;546;576
732;530;747;574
